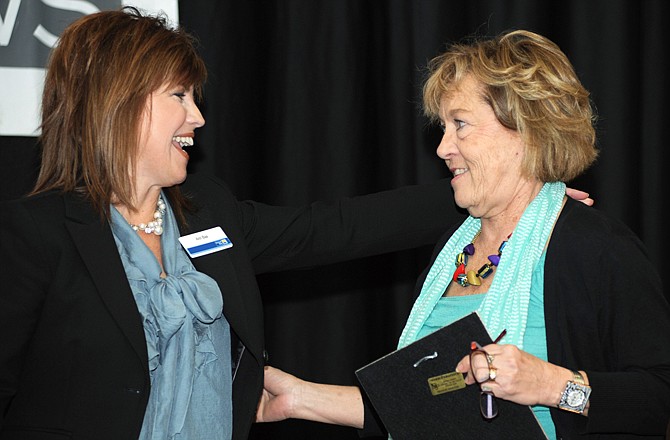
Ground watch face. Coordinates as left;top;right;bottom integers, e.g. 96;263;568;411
559;381;591;413
566;389;585;407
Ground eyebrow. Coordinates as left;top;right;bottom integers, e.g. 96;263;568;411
441;107;471;120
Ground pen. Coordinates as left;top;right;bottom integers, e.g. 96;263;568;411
471;328;507;351
493;328;507;344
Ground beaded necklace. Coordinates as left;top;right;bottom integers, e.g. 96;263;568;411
128;195;166;236
452;229;510;287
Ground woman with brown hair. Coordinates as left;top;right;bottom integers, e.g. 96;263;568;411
0;7;465;440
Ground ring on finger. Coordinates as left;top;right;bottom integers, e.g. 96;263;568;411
488;366;498;381
486;354;495;365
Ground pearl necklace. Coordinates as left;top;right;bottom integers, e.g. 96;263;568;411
452;229;510;287
129;196;166;236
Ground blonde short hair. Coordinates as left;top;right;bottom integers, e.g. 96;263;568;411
423;30;598;182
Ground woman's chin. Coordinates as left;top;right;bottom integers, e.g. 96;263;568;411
453;195;469;210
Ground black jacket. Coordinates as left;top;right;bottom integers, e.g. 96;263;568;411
0;173;457;440
362;198;670;439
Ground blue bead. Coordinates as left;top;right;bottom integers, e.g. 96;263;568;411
478;264;494;278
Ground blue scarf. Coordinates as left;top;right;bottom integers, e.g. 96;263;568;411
110;195;231;439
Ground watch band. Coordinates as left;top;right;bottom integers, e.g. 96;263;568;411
571;370;587;386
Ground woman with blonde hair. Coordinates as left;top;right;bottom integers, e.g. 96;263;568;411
257;30;670;439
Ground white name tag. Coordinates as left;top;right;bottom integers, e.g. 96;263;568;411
179;226;233;258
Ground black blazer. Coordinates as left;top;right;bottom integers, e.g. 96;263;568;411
0;174;458;440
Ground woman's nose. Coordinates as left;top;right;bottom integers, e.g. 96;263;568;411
436;130;454;159
189;102;205;128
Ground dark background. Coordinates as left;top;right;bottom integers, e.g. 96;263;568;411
1;1;667;438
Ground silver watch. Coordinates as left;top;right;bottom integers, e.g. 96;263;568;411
558;370;591;414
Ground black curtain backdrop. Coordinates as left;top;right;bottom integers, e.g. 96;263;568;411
1;1;667;438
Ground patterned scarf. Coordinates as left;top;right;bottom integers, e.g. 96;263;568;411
398;181;566;349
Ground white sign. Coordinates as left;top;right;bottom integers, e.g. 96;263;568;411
0;0;179;137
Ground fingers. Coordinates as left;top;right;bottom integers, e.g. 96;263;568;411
457;343;509;385
565;187;595;206
474;354;498;383
455;355;475;384
456;353;495;385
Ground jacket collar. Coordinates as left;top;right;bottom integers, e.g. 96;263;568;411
61;191;259;368
63;192;150;370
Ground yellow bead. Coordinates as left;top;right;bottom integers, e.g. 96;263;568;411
466;270;481;286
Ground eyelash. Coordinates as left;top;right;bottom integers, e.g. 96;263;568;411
439;119;466;132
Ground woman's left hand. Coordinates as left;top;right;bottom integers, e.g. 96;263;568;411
455;343;569;407
256;366;301;423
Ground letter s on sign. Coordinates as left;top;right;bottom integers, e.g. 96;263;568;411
35;0;100;48
0;0;21;46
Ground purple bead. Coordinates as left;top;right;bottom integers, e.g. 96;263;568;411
463;243;475;255
488;254;500;266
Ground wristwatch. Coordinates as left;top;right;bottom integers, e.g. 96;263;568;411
558;370;591;414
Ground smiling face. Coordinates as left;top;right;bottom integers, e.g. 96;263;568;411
436;76;539;219
135;83;205;193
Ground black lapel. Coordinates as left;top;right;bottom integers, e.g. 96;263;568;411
63;194;149;370
179;204;253;356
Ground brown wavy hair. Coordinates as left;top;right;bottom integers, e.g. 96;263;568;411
423;30;598;182
33;6;207;221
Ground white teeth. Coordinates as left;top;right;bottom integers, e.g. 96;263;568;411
173;136;194;148
453;168;467;176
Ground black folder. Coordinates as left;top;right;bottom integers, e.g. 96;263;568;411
355;313;548;439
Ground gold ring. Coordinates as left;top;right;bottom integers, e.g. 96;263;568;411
488;367;498;381
486;354;495;365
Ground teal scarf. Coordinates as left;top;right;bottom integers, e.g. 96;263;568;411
398;182;566;349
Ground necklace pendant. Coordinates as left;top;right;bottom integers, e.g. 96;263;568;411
466;270;481;286
452;229;510;288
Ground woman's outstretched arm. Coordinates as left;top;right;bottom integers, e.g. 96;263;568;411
256;365;365;429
